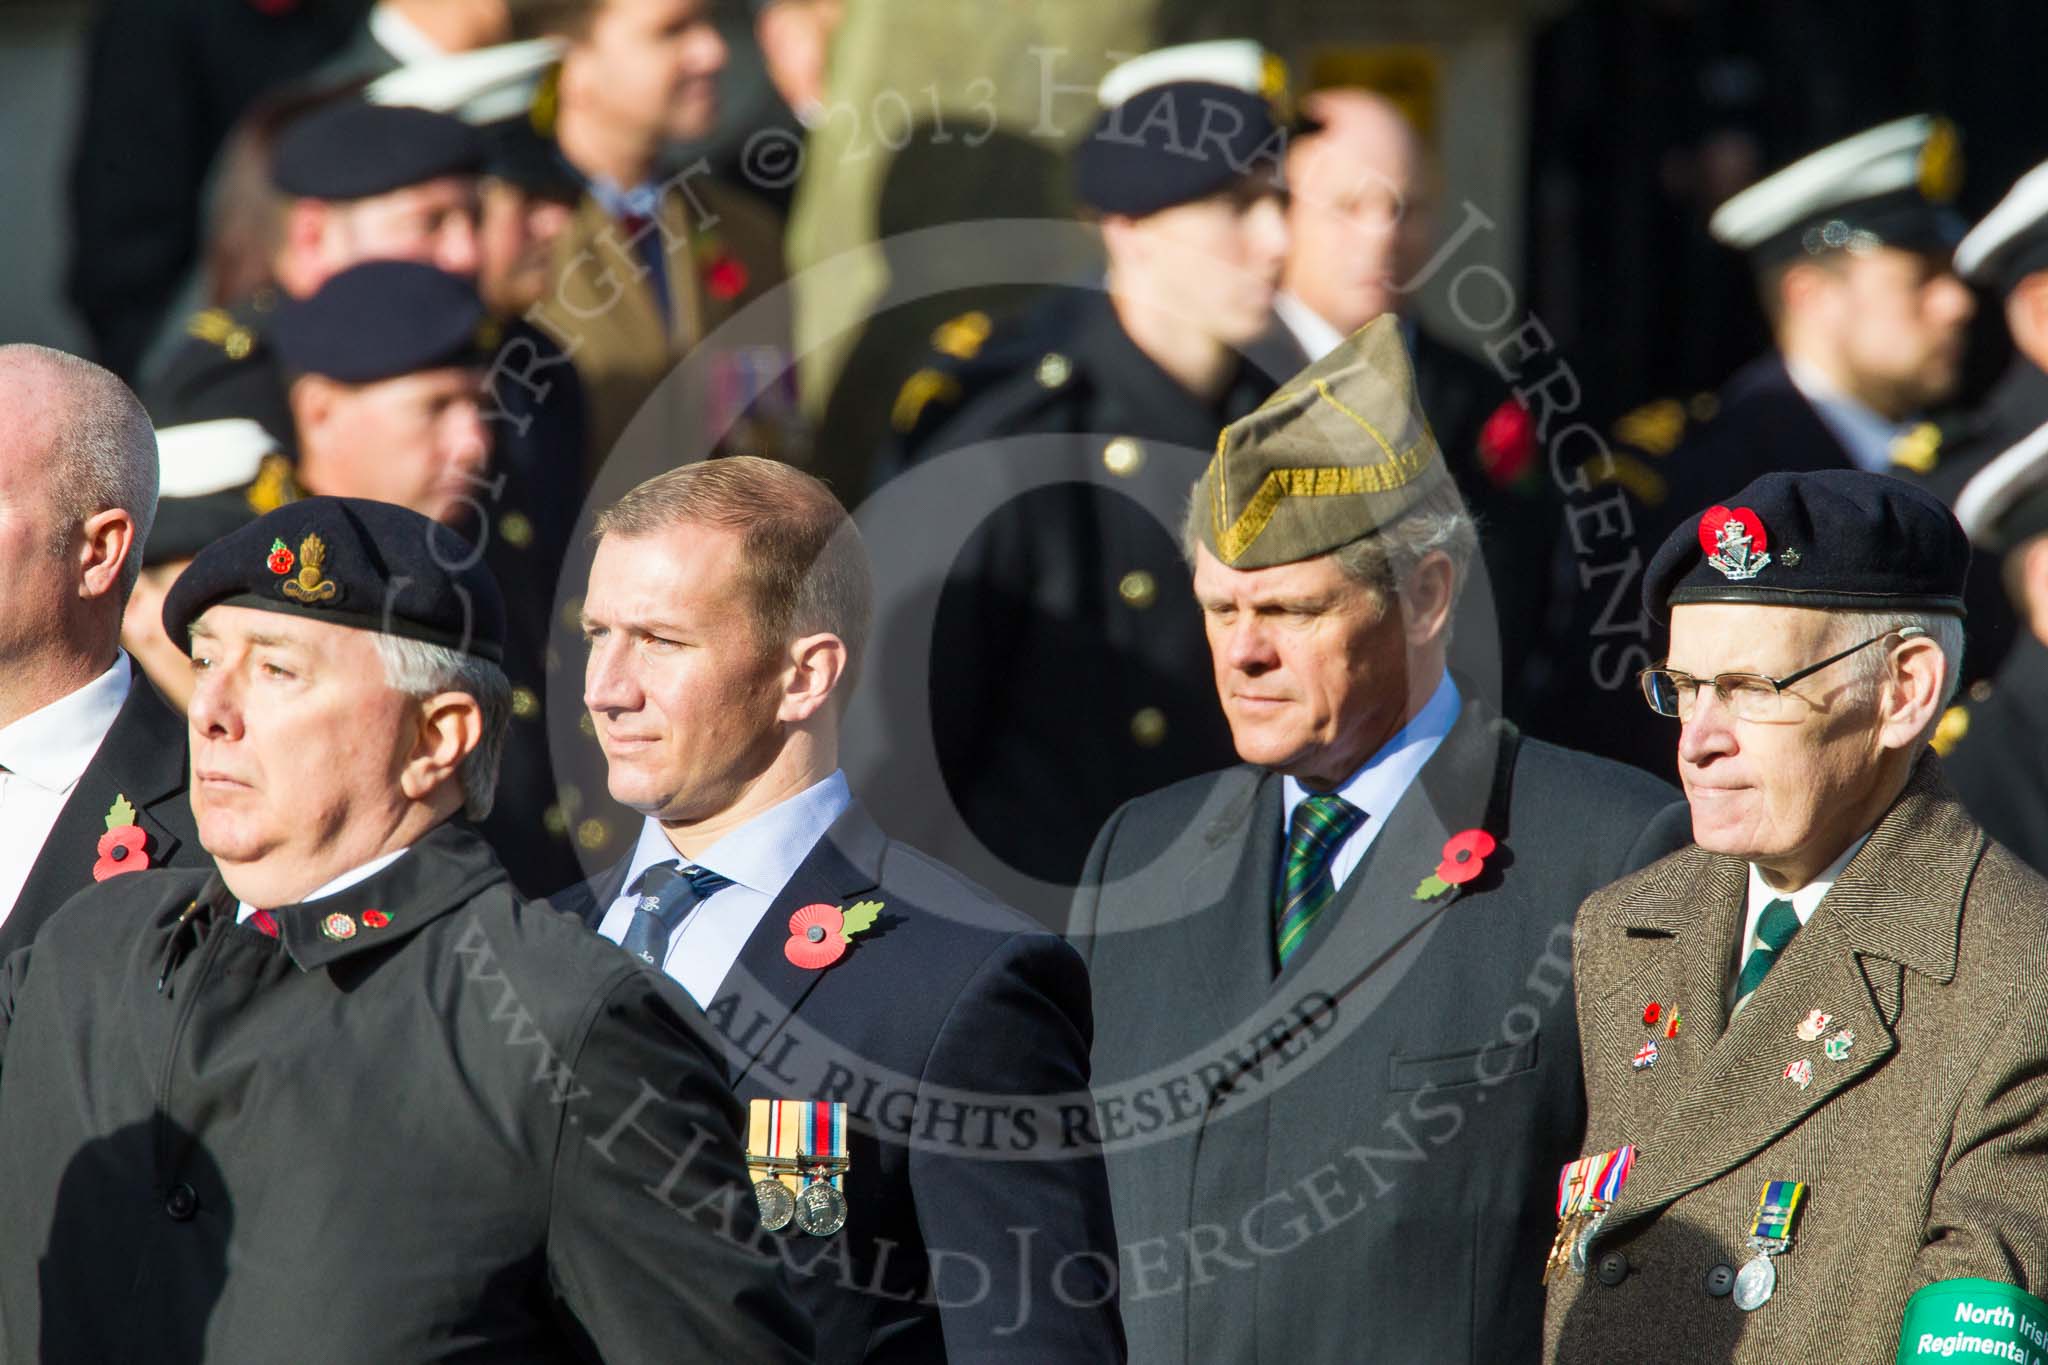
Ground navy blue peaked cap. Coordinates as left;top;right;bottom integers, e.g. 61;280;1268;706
1073;82;1285;218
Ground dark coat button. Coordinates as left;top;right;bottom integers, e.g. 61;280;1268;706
1704;1263;1736;1297
1595;1251;1630;1286
165;1183;198;1221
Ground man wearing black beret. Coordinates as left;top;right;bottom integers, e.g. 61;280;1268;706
274;258;590;895
0;496;813;1364
866;42;1295;915
1546;469;2048;1362
144;99;487;455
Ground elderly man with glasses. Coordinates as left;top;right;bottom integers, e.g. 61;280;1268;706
1545;469;2048;1364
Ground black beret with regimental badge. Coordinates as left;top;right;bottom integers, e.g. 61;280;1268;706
271;262;493;384
1192;314;1455;569
163;496;506;662
270;99;485;199
1643;468;1970;623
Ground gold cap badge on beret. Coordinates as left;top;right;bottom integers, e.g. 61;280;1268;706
1196;315;1451;569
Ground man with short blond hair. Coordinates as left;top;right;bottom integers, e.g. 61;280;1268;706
1548;470;2048;1363
0;345;206;956
561;455;1125;1364
0;495;810;1362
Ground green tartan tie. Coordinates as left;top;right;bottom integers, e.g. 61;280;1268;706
1274;794;1366;970
1733;897;1800;1012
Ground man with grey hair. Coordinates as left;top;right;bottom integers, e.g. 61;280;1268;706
0;495;811;1361
0;344;208;957
1548;470;2048;1362
1071;318;1688;1363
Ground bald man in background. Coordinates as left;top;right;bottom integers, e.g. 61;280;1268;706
1261;89;1555;700
0;347;208;957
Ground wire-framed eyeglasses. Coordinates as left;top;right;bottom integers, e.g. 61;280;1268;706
1638;626;1927;723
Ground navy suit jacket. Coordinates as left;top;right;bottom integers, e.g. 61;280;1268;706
555;800;1127;1364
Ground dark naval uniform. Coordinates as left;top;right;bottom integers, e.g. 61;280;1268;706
894;287;1274;900
1902;358;2048;685
0;822;811;1363
1943;635;2048;876
1649;355;1859;536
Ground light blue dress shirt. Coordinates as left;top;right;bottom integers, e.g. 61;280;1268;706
598;770;852;1009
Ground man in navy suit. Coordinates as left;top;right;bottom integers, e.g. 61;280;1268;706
0;345;207;958
556;456;1125;1364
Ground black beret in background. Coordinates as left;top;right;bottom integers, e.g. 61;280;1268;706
271;99;485;199
1072;82;1284;218
271;262;491;384
164;496;507;662
1644;468;1970;622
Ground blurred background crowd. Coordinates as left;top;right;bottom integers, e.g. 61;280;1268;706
5;0;2047;921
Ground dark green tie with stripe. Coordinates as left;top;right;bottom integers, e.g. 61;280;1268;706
1274;794;1366;970
1733;897;1800;1013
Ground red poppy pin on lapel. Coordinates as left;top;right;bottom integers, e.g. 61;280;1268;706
694;231;749;301
785;899;883;970
92;794;150;881
1413;828;1498;901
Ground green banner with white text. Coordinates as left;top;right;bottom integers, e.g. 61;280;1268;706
1899;1278;2048;1364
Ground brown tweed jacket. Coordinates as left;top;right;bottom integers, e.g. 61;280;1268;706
1546;755;2048;1363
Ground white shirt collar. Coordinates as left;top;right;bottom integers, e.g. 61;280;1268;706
236;847;411;923
368;2;449;66
620;770;853;900
1783;357;1908;473
0;654;132;793
1744;832;1872;931
1273;292;1348;364
1282;671;1461;833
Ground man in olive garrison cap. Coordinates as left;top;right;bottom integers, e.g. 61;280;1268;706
1070;317;1689;1365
